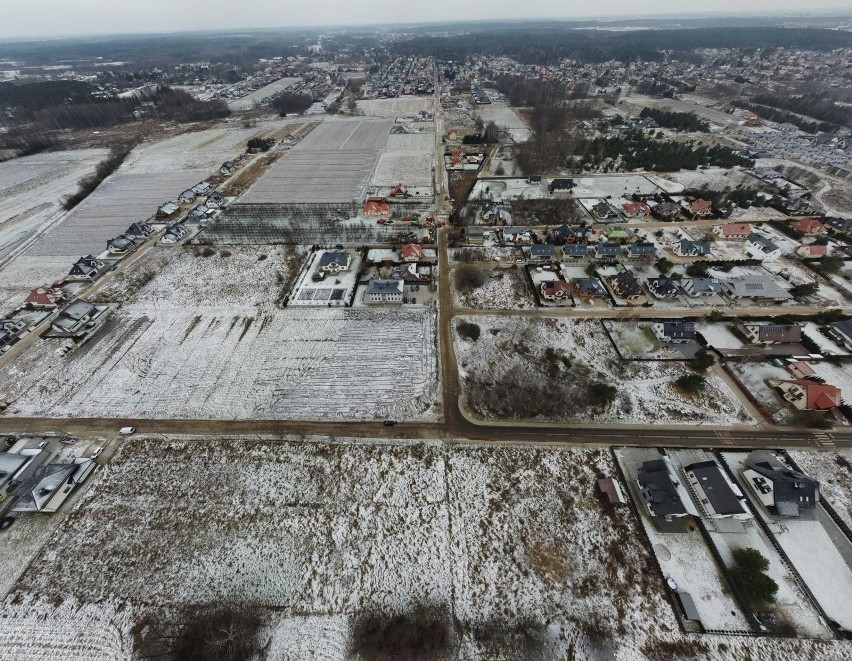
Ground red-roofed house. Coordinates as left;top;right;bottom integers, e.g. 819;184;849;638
791;218;826;236
401;244;423;262
363;197;390;216
26;285;65;308
541;280;573;302
689;198;714;218
796;244;828;258
772;379;841;410
622;201;650;218
714;223;752;239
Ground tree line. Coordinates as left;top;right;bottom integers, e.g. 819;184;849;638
731;100;824;134
639;107;709;132
750;92;849;130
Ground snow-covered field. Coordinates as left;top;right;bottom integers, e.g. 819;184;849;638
454;316;753;424
241;119;391;204
0;247;438;421
452;268;535;310
475;103;531;142
802;322;849;356
729;362;791;422
228;77;302;110
4;438;849;660
0;149;106;263
357;97;433;118
572;175;661;199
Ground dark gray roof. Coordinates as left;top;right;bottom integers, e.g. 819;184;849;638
562;244;589;257
595;243;622;256
745;453;819;517
829;319;852;341
676;592;701;621
530;244;555;257
367;279;404;295
648;277;679;297
629;242;656;256
678;239;711;256
686;278;722;294
549;178;574;190
661;322;695;339
748;233;780;252
638;459;689;517
685;461;745;515
572;278;606;295
318;251;350;268
62;299;96;321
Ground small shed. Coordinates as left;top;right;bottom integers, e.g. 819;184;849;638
598;478;626;505
676;591;701;623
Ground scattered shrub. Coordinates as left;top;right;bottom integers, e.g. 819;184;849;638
457;321;481;341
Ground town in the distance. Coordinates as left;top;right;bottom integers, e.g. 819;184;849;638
1;10;852;661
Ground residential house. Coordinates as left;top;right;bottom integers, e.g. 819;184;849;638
738;323;802;344
827;319;852;350
653;201;681;221
674;240;711;258
401;243;423;262
745;233;782;260
796;243;828;258
25;285;65;308
824;217;852;234
647;277;679;299
178;189;196;204
11;458;95;514
791;217;826;236
206;192;225;209
724;276;792;301
466;226;486;246
714;223;752;239
529;244;556;262
571;278;607;299
317;251;352;273
502;226;531;245
637;459;691;525
561;244;589;260
0;451;31;492
363;197;390;216
622;201;651;218
653;321;696;343
552;224;586;244
743;451;819;517
541;280;572;302
125;223;153;239
609;270;642;299
190;181;212;196
594;243;622;260
684;461;749;520
770;379;842;410
68;255;104;279
637;116;659;130
527;175;542;184
162;224;188;244
627;242;656;260
688;198;714;218
187;205;210;221
681;278;722;297
50;299;98;336
107;235;136;254
391;263;423;282
592;201;621;220
0;317;27;350
548;178;574;194
219;161;235;175
365;279;404;304
157;201;179;218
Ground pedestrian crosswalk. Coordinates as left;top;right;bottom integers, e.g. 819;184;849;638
716;431;734;445
813;431;835;448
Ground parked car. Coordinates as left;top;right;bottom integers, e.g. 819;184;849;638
59;435;75;445
383;420;396;426
119;426;136;435
91;447;103;458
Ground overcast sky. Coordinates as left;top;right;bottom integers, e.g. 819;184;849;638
0;1;849;39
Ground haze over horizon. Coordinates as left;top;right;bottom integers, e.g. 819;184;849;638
1;0;851;40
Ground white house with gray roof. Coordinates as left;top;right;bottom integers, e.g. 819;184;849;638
365;279;404;304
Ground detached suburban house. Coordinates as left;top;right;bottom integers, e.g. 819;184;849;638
541;280;572;302
125;222;153;239
363;197;390;216
724;276;791;301
594;243;622;260
684;461;750;520
561;244;589;260
26;285;65;308
647;277;679;299
742;451;819;518
571;278;607;299
791;217;826;236
609;270;642;300
738;323;801;345
502;226;531;245
529;244;556;262
365;279;404;304
50;299;101;336
317;251;352;274
107;234;136;254
178;189;196;204
653;321;696;343
0;318;27;351
637;459;691;530
220;161;235;175
162;224;188;244
745;233;782;260
653;201;681;221
11;458;96;514
627;242;656;260
157;201;179;218
592;201;621;220
770;379;842;411
714;223;752;239
68;255;104;279
688;198;714;218
401;243;423;262
681;277;722;297
827;319;852;351
548;178;574;194
622;201;650;218
674;240;711;258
